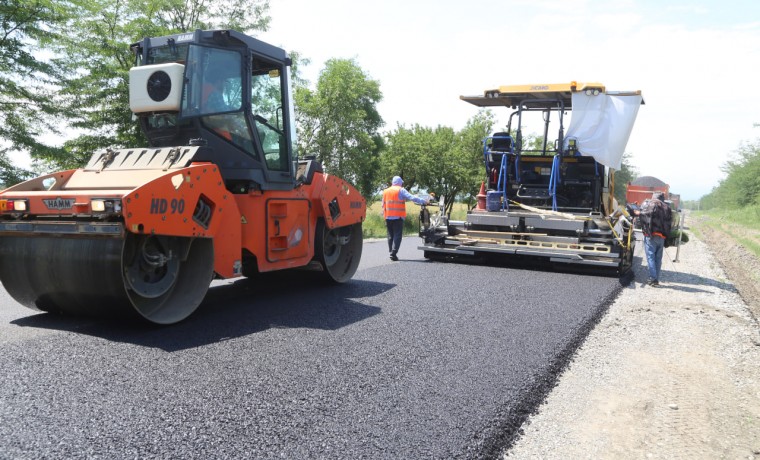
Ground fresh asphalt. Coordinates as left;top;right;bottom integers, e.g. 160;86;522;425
0;237;627;459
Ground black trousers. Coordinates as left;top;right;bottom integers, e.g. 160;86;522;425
385;218;404;256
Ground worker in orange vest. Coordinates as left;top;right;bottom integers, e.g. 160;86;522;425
382;176;430;261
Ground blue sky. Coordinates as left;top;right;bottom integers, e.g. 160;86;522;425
260;0;760;200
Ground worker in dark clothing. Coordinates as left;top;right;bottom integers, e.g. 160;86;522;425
635;191;673;286
382;176;430;261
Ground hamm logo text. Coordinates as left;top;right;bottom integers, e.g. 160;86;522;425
43;198;75;210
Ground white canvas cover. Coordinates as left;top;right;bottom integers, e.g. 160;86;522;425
564;92;643;170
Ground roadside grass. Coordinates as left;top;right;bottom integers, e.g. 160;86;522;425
690;205;760;259
688;214;706;241
710;204;760;230
362;200;471;239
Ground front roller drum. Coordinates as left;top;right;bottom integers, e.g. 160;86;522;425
0;233;214;324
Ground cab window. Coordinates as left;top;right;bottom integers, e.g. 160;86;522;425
178;45;257;159
181;45;243;116
203;113;258;159
252;59;289;172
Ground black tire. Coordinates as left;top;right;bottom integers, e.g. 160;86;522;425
314;220;363;283
618;244;634;276
124;235;214;324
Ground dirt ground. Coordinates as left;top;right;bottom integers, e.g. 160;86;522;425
692;213;760;322
506;211;760;459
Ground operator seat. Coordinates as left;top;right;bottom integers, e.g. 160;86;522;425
490;132;513;152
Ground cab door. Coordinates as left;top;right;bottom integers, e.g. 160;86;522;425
250;57;295;187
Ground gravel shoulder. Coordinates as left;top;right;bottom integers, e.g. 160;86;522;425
506;211;760;459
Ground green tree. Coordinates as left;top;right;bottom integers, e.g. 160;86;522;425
146;0;270;33
0;151;30;188
0;0;70;186
296;58;383;200
613;151;639;205
453;110;496;205
381;123;455;192
380;110;494;215
718;140;760;208
700;139;760;210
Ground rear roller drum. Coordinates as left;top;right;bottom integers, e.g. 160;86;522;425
123;234;214;324
314;220;363;283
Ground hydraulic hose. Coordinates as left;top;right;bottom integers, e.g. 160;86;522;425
497;154;508;211
548;154;562;211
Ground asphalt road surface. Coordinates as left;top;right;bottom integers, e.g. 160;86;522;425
0;237;625;459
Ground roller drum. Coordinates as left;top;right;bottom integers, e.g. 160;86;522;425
0;234;214;324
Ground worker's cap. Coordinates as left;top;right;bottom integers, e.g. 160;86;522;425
392;176;404;186
653;192;665;201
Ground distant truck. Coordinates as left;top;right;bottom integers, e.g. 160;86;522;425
625;176;682;245
626;176;680;210
668;193;681;211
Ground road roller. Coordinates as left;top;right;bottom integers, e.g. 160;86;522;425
0;29;366;324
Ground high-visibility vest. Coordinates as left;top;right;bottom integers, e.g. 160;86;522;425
383;186;406;218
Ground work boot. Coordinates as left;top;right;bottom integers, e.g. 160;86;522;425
390;253;399;261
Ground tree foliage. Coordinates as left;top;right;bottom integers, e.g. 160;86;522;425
380;110;494;215
295;58;383;200
51;0;270;167
0;0;70;186
613;151;639;205
701;139;760;210
145;0;270;33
